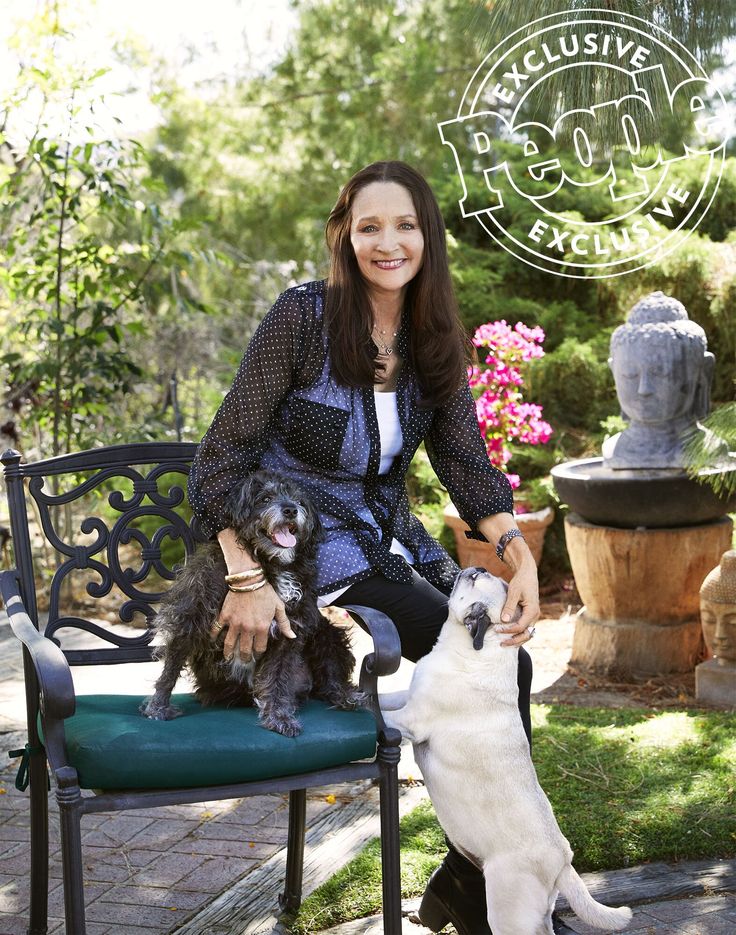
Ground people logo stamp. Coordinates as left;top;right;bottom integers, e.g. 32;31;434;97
438;9;730;278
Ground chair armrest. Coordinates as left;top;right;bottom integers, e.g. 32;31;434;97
341;603;401;682
0;570;76;721
341;603;402;743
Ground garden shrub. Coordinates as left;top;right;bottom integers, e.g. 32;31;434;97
670;155;736;244
533;335;617;433
709;273;736;400
533;299;605;351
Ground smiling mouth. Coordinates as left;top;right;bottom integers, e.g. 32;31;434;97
373;259;406;270
270;523;297;548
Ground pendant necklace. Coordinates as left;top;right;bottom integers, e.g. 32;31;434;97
372;323;399;357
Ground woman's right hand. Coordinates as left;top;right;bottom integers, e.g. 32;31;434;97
214;582;296;662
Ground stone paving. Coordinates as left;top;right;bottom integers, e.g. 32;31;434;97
1;610;734;934
319;892;736;934
1;616;290;934
559;894;736;934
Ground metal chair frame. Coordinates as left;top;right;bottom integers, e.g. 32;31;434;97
1;443;402;935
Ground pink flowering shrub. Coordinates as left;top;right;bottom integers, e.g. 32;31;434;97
469;320;553;490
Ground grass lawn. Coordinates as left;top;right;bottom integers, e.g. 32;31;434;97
290;704;736;934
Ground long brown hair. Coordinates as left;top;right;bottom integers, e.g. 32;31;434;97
324;161;471;408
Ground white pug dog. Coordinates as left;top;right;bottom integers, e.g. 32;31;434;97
380;567;632;935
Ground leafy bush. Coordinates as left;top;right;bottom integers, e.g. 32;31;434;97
533;335;617;433
706;270;736;401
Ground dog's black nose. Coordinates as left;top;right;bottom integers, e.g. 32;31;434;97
282;503;298;519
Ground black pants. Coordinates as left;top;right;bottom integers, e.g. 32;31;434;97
334;567;533;747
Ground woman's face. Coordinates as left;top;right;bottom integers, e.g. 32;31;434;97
349;181;424;304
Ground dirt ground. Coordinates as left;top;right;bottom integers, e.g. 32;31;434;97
530;579;712;711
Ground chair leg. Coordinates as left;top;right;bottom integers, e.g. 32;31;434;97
377;729;402;935
279;788;306;914
55;767;86;935
28;748;49;935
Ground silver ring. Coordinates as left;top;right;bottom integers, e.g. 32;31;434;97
527;626;536;639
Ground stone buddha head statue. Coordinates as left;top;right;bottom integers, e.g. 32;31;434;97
700;550;736;667
602;291;717;470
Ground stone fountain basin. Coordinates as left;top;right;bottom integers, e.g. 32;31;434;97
551;457;736;528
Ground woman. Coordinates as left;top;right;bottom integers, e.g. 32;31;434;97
188;161;541;935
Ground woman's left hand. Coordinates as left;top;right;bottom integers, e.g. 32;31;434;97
475;513;540;647
498;556;540;647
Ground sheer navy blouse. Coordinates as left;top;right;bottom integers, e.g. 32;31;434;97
188;279;513;597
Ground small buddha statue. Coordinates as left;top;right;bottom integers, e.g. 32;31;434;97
700;550;736;667
602;291;725;470
696;549;736;706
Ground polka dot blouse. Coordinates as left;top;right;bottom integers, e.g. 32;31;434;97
188;279;513;596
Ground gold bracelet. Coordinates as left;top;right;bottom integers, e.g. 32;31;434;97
225;567;263;583
228;577;265;590
228;578;268;593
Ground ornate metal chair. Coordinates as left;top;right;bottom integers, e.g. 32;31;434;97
1;443;402;935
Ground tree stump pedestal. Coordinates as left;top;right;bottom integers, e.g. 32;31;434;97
564;512;733;676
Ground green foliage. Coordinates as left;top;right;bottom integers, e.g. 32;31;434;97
0;4;196;457
533;335;617;434
0;133;150;454
447;238;504;332
405;444;445;507
664;150;736;244
518;475;558;513
466;0;735;148
181;0;478;272
707;266;736;401
291;705;736;933
684;403;736;496
597;413;629;450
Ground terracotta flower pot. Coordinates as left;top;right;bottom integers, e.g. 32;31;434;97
443;501;554;582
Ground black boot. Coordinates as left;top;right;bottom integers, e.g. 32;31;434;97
418;843;491;935
551;910;576;933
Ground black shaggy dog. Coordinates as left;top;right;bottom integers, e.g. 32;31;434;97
141;469;364;736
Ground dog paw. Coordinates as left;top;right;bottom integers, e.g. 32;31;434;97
140;699;183;720
350;689;370;708
328;689;370;710
261;714;302;737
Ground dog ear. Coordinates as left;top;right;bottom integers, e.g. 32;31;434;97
464;601;492;651
304;493;325;546
222;472;260;527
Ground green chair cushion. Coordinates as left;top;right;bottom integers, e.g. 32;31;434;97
40;694;378;790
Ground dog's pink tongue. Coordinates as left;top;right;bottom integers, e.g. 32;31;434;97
273;526;296;548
